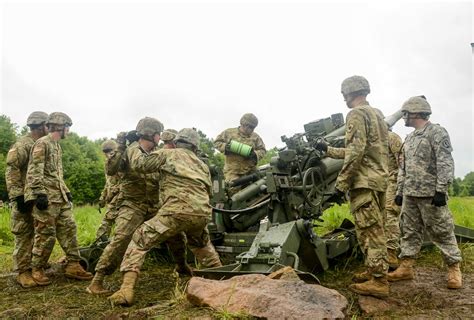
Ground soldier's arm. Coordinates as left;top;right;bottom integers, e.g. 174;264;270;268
99;175;109;203
433;128;454;194
129;148;166;173
389;132;403;163
396;144;406;195
213;130;228;153
5;143;28;199
253;135;266;160
106;149;126;176
326;146;346;159
26;141;47;196
335;110;366;192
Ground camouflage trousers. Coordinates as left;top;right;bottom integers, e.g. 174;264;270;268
120;213;221;273
10;201;34;273
384;181;401;251
95;205;156;275
31;202;81;268
400;196;462;265
350;188;388;277
95;204;119;240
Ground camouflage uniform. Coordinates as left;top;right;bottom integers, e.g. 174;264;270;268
327;104;389;277
24;134;81;268
397;122;461;265
119;147;221;273
214;128;266;182
96;173;122;239
385;131;402;251
94;141;160;275
6;134;36;273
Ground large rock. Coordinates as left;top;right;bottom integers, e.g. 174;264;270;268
187;274;347;319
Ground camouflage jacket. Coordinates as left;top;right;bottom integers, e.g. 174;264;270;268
329;103;389;193
5;134;35;200
99;172;122;206
397;122;454;197
388;131;402;183
24;134;70;203
106;141;160;211
130;148;212;217
214;127;266;180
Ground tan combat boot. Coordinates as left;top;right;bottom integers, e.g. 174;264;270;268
447;262;462;289
352;269;371;283
349;276;389;298
64;261;93;280
108;271;138;306
16;270;38;288
86;272;109;294
192;242;223;268
175;262;194;277
387;249;399;270
31;267;51;286
387;258;415;282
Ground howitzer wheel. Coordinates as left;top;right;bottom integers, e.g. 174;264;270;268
301;167;326;210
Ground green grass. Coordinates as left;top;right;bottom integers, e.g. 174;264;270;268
449;197;474;228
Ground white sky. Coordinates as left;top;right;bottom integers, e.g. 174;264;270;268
1;1;473;177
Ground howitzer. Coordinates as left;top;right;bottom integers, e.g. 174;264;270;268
195;110;404;282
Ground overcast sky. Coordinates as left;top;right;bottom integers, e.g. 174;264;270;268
1;1;472;177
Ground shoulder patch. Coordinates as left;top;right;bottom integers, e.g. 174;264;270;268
347;123;354;133
441;138;451;150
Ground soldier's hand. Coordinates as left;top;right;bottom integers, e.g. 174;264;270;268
394;195;403;206
313;140;328;152
66;192;73;202
224;142;232;155
98;199;106;208
431;192;447;207
326;188;345;205
15;195;29;214
36;194;49;211
249;150;258;163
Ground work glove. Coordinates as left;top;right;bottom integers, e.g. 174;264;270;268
313;140;328;152
15;195;30;214
98;199;106;208
394;195;403;206
249;150;258;163
224;142;232;155
326;188;345;205
66;192;73;202
431;192;447;207
36;194;49;211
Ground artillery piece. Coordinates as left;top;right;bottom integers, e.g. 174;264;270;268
194;110;404;283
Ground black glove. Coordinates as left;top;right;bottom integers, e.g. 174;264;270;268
66;192;73;202
126;130;140;143
36;194;49;211
326;188;345;205
394;195;403;206
15;195;29;214
432;192;447;207
224;142;232;155
249;150;258;163
313;140;328;152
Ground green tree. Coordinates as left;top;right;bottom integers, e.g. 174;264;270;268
197;129;224;169
0;115;18;155
258;147;279;166
462;172;474;196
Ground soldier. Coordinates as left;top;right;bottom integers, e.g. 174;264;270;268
108;128;222;306
214;113;266;184
24;112;93;285
315;76;390;298
161;129;178;149
388;96;462;289
385;129;403;268
87;117;163;294
96;139;122;241
6;111;48;287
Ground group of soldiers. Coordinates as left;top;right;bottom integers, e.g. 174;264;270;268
5;74;462;304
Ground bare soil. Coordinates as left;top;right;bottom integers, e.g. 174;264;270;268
0;251;472;319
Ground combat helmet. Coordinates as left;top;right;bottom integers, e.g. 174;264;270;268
175;128;200;147
47;112;73;126
240;113;258;128
401;96;432;115
161;129;178;142
101;139;118;153
341;75;371;96
27;111;48;126
136;117;164;138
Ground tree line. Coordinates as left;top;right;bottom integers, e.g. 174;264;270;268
1;114;471;203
